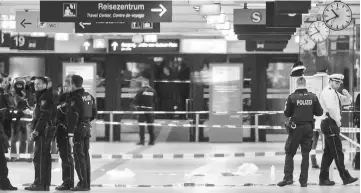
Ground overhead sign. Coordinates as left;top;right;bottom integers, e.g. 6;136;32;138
234;9;266;25
75;21;160;33
108;39;179;53
40;1;172;23
0;32;11;47
80;39;107;53
10;35;54;50
16;11;74;33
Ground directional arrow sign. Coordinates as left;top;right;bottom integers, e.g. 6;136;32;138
40;1;172;23
111;41;118;51
16;11;74;33
83;41;90;51
20;19;32;28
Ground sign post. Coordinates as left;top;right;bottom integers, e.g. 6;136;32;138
40;1;172;23
16;11;74;33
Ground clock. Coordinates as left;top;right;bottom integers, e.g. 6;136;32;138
308;21;330;43
299;35;316;50
323;1;352;31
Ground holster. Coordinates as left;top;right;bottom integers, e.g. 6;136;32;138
285;121;296;135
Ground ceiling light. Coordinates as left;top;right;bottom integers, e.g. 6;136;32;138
199;4;221;15
206;14;226;24
30;32;46;37
143;34;158;42
288;13;297;17
214;21;230;30
55;33;69;41
225;35;238;41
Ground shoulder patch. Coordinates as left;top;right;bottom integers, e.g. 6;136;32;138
41;100;46;106
71;101;75;107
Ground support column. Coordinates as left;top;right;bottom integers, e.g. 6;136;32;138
45;55;62;87
249;55;268;142
105;55;124;142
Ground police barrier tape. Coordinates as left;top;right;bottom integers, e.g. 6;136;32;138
16;117;360;133
17;182;359;188
8;149;359;160
96;110;359;115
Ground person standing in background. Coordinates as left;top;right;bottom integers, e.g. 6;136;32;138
55;75;74;190
0;77;17;190
133;77;157;146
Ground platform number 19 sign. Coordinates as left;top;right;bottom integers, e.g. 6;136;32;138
14;36;26;47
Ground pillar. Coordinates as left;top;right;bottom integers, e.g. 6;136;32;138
45;55;62;87
248;55;268;142
104;55;124;141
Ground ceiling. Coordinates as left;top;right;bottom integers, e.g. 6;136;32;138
0;0;359;38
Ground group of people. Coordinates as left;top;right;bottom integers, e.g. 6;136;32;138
0;73;97;191
278;62;359;187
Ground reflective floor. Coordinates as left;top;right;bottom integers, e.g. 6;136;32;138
6;142;360;193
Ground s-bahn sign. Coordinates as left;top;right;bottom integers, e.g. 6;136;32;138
40;1;172;23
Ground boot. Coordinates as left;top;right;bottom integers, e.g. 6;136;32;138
277;180;294;187
55;184;72;190
24;184;50;191
0;178;18;190
319;179;335;186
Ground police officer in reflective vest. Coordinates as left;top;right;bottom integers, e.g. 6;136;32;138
55;75;74;191
133;78;157;146
0;77;17;190
66;75;97;191
25;77;57;191
318;74;358;186
278;77;323;187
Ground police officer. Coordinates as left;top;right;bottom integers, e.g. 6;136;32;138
25;77;57;191
133;78;157;146
318;74;358;186
0;77;17;190
55;75;74;191
66;75;97;191
44;77;58;155
278;77;323;187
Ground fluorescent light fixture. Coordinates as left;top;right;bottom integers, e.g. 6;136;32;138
220;29;235;36
225;35;238;41
240;3;266;9
93;39;106;49
143;34;158;42
206;14;226;24
0;21;15;29
288;13;297;17
199;4;221;15
55;33;69;41
214;21;230;30
30;32;46;37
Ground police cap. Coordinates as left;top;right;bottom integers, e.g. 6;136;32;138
329;74;344;83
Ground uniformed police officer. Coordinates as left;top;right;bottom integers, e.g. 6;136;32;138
66;75;97;191
0;77;17;190
318;74;358;186
25;77;57;191
133;78;157;146
55;75;74;191
278;77;323;187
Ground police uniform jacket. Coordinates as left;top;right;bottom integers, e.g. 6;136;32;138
284;88;323;122
133;86;157;109
66;88;97;138
319;85;352;124
32;89;57;136
57;92;70;124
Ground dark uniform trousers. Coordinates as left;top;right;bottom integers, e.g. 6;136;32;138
56;124;74;187
138;108;155;143
10;120;27;155
311;131;320;166
284;123;313;184
0;123;11;187
73;123;91;189
320;118;353;182
33;136;52;186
